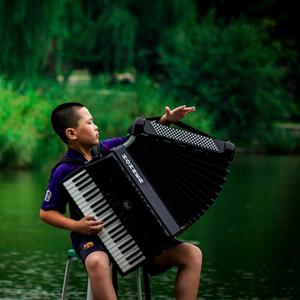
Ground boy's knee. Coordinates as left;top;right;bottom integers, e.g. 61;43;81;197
85;251;111;277
183;244;202;266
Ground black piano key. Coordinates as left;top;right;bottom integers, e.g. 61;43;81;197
113;231;128;243
72;172;88;183
120;241;136;254
127;252;144;265
95;208;111;219
119;238;134;250
85;189;102;202
126;248;141;261
109;226;125;239
83;186;98;198
91;199;108;211
106;224;123;236
104;216;118;228
101;212;115;223
77;178;93;191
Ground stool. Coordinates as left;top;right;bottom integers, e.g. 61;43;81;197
61;249;151;300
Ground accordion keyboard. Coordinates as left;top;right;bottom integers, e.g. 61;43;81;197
63;168;146;274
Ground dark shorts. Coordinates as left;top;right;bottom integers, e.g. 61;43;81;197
71;232;182;276
71;233;109;264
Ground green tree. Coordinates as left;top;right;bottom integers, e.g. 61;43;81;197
129;0;197;74
60;0;136;76
0;0;64;82
159;13;294;142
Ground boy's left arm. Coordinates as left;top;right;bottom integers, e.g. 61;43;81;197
159;105;195;125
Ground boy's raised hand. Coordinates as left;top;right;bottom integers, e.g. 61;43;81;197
159;105;196;125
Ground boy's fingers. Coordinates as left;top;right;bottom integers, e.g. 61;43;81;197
84;215;96;221
91;223;104;233
89;219;103;225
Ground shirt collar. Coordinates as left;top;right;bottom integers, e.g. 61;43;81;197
65;147;87;162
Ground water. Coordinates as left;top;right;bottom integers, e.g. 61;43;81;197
0;154;299;299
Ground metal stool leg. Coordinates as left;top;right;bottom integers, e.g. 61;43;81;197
136;268;143;300
142;266;151;300
86;278;94;300
136;267;151;300
61;249;77;300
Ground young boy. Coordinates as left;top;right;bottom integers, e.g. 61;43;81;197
40;102;202;300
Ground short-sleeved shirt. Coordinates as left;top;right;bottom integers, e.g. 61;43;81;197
41;137;127;214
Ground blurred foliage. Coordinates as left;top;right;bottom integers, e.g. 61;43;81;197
60;1;136;76
159;12;296;143
0;76;210;168
0;0;64;82
0;80;62;168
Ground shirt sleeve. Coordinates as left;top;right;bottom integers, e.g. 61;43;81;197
40;165;71;214
100;136;128;155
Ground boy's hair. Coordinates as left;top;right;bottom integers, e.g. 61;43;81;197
51;102;84;144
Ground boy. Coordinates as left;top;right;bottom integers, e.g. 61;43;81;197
40;102;202;300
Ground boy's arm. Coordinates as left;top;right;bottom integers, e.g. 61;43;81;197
39;209;103;235
159;105;195;125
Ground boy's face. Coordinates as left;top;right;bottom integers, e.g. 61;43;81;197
73;107;99;146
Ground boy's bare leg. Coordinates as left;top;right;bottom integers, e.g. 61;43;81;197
85;251;117;300
153;243;202;300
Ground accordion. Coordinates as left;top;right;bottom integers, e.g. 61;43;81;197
63;118;235;276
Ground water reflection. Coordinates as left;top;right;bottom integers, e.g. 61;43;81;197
0;154;300;299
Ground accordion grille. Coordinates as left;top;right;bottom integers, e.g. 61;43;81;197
151;121;219;152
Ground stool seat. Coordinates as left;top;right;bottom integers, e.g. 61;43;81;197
67;249;77;258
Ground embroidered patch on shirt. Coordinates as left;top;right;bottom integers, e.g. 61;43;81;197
83;242;94;250
44;190;52;202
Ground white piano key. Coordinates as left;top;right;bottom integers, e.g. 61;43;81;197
81;206;96;216
119;240;136;253
76;176;93;189
63;172;84;187
80;182;98;196
96;208;115;220
90;202;110;214
103;232;131;250
127;249;144;264
109;235;132;250
80;194;105;209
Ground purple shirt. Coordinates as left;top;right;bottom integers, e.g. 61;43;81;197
41;137;127;220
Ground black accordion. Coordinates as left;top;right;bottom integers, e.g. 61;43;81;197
63;118;235;276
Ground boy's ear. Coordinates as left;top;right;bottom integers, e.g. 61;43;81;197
65;128;77;141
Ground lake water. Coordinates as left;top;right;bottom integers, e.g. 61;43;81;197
0;154;299;299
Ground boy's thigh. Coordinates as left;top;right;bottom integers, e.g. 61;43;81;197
150;242;201;272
